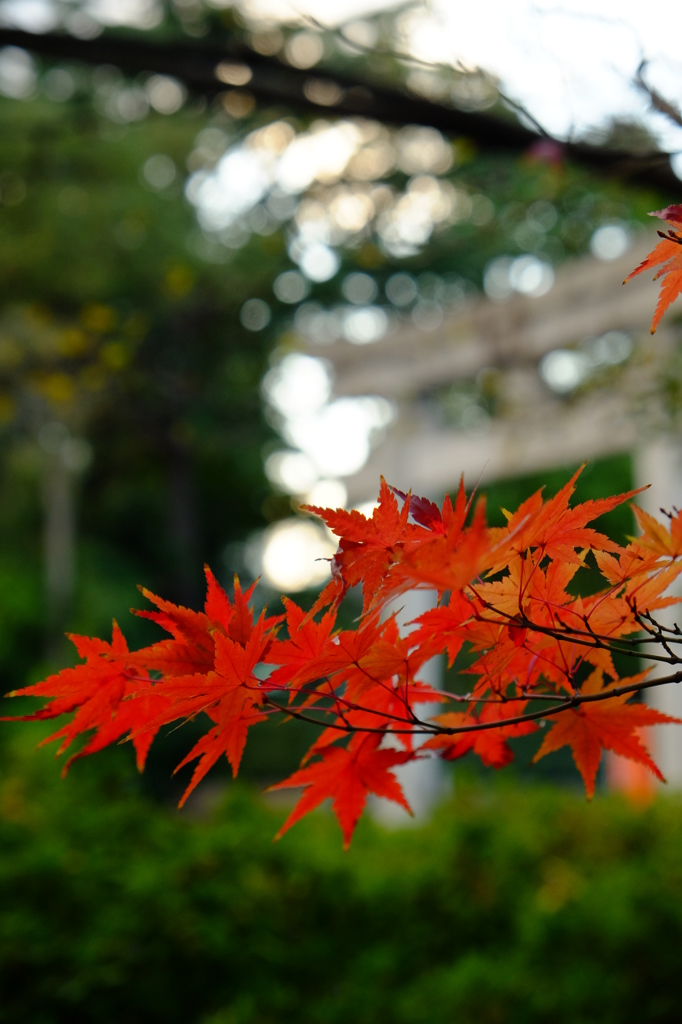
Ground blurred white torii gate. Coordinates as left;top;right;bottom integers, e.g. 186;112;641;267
304;240;682;799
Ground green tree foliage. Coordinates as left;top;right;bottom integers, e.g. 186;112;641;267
0;3;666;663
0;84;284;660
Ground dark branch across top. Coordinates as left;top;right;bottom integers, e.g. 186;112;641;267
0;25;678;193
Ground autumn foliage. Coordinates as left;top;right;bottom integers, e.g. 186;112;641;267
6;467;682;847
5;214;682;847
624;204;682;332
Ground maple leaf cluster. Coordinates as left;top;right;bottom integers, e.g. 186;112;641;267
3;200;680;846
6;468;682;847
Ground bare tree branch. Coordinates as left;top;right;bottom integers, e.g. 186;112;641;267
635;60;682;131
0;26;679;192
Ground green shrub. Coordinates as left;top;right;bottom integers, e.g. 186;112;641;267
1;731;682;1023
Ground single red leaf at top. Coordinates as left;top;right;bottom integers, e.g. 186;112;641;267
390;486;446;534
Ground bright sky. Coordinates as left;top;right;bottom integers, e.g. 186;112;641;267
239;0;682;152
4;1;682;152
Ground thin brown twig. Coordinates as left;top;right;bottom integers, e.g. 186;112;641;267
271;667;682;740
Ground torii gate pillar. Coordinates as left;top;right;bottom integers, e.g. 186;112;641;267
633;438;682;787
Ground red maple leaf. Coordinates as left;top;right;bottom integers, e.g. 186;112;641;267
10;466;682;847
6;622;166;771
269;732;414;848
142;606;273;734
263;597;338;694
168;616;274;806
174;696;267;807
407;592;478;666
304;477;410;614
126;568;280;678
533;668;681;797
390;485;449;533
424;700;538;768
624;205;682;333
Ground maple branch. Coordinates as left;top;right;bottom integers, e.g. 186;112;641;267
399;669;682;737
639;613;682;638
473;600;676;665
264;688;425;731
443;667;682;732
262;698;426;736
262;667;682;742
635;610;682;655
323;676;351;726
12;460;682;846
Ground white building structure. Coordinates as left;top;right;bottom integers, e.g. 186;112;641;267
296;239;682;792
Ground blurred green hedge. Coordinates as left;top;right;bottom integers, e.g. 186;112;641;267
1;730;682;1024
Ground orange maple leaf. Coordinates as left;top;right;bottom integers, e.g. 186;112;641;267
488;465;638;568
632;505;682;560
624;205;682;333
533;668;681;797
